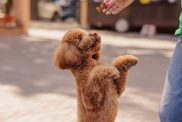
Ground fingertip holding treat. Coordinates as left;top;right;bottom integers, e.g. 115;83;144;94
102;9;107;13
96;3;108;13
106;11;111;15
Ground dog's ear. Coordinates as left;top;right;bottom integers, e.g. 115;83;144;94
54;42;82;69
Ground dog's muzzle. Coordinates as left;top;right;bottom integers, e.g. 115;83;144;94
92;33;100;43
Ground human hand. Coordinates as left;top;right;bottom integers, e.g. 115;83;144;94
103;0;134;15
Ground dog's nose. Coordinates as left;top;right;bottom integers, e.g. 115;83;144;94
94;33;97;37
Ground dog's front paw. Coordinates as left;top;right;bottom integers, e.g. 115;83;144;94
112;55;138;72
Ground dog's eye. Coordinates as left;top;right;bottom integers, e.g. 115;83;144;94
78;34;82;41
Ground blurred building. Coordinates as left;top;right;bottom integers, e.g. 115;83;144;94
87;0;181;32
0;0;180;35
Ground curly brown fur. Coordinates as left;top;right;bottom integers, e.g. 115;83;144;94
54;29;138;122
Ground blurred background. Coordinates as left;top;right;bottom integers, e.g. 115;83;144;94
0;0;180;122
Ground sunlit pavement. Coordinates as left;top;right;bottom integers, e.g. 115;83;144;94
0;27;177;122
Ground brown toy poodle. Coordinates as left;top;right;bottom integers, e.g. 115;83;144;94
54;29;138;122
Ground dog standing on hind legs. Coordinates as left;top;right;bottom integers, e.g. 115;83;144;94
54;29;138;122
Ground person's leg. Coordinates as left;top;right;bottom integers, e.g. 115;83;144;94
160;38;182;122
62;0;76;19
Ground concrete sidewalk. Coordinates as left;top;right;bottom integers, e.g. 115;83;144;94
0;29;177;122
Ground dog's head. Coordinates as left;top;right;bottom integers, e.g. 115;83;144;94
54;29;101;69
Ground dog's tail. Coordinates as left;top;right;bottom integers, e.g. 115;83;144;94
112;55;138;96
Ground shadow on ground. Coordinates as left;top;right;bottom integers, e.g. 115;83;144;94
0;36;76;97
0;34;171;97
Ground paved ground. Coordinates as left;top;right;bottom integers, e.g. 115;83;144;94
0;27;177;122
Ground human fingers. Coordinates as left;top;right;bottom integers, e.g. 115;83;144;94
103;0;109;4
103;3;114;13
103;0;118;13
106;5;118;15
112;7;122;14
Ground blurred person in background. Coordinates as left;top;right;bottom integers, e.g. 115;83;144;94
0;0;3;18
3;0;15;27
53;0;76;22
103;0;182;122
38;0;77;22
4;0;12;16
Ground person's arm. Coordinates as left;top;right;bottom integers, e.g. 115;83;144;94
103;0;134;15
